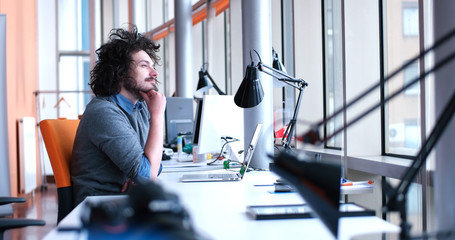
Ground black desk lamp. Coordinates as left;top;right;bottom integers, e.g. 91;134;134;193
234;49;308;149
196;64;226;96
274;28;455;239
272;151;342;237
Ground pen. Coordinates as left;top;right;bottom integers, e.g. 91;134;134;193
254;184;275;187
341;180;373;186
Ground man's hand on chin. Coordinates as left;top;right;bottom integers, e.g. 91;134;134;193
140;90;166;116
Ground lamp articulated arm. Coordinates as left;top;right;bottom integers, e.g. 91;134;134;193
196;64;226;96
204;70;226;95
256;61;308;149
234;49;308;149
258;63;308;86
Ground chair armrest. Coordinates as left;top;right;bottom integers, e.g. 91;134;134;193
0;197;26;206
0;218;46;234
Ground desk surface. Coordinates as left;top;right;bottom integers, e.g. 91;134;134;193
161;157;229;172
44;169;399;240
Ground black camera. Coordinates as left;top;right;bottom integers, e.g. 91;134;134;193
81;180;201;240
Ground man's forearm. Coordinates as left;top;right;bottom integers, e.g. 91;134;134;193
144;116;164;180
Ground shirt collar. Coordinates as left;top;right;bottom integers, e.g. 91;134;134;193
110;93;143;114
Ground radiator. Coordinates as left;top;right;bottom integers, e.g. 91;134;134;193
18;117;37;194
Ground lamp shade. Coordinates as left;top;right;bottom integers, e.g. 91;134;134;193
234;64;264;108
195;70;213;95
272;54;284;71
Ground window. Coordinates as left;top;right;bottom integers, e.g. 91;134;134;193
57;55;91;117
382;0;435;235
323;0;344;149
403;62;420;96
404;119;420;148
41;0;94;120
322;0;382;155
384;0;421;156
206;10;228;95
402;3;419;37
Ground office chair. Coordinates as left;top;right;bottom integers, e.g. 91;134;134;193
0;197;46;240
39;119;80;223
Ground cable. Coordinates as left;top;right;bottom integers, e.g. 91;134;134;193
207;137;239;165
207;137;238;165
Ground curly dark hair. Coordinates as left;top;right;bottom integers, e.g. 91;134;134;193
89;26;160;96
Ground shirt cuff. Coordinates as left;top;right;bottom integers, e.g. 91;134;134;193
137;155;151;179
158;162;163;176
138;155;163;178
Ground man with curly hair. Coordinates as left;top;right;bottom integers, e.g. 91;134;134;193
71;26;166;206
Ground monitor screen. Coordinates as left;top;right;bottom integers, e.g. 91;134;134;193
196;95;244;155
165;97;194;145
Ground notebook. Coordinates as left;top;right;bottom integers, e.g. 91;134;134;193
179;123;262;182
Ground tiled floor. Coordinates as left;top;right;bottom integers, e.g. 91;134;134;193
4;184;58;240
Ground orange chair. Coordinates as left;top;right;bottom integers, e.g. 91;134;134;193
39;119;79;223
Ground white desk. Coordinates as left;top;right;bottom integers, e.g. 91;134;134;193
44;170;399;240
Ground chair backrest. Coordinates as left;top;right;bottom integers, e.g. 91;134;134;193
39;119;79;188
40;119;79;223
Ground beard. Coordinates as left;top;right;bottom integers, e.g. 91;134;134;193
123;77;159;100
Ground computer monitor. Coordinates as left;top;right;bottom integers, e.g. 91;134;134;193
196;95;244;155
165;97;194;145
